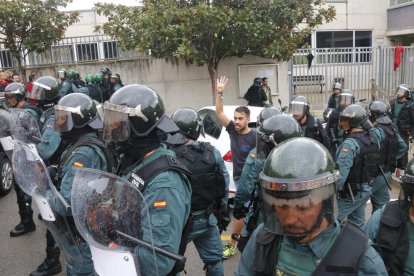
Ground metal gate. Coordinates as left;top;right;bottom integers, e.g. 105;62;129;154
290;46;414;109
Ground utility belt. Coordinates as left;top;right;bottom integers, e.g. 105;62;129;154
339;182;370;199
191;206;213;221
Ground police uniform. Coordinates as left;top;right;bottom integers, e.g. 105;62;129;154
58;132;108;276
335;129;381;227
180;141;230;276
59;79;73;96
37;107;61;161
236;223;388;276
122;145;191;275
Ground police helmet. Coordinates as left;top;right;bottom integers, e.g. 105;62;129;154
369;101;391;124
289;96;310;118
253;77;262;85
339;89;355;107
102;84;178;142
332;82;342;91
260;137;338;237
340;104;372;130
4;83;26;102
29;76;59;101
94;72;104;84
171;108;204;140
101;67;112;76
54;93;102;133
85;74;94;85
66;69;76;79
400;158;414;209
396;84;410;99
256;114;301;159
257;107;281;127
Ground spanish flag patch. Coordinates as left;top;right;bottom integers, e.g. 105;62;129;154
73;162;84;168
341;148;349;152
154;200;167;209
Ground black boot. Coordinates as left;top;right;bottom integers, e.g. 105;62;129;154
10;208;36;237
29;256;62;276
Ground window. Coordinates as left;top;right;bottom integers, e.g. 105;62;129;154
52;45;74;64
103;41;118;59
0;50;13;68
390;0;412;7
76;43;98;61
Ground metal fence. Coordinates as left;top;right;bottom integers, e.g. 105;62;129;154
291;46;414;109
0;35;149;69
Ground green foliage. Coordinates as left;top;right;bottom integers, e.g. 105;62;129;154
95;0;335;96
0;0;78;78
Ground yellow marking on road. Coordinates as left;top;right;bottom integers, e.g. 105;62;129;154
221;235;231;241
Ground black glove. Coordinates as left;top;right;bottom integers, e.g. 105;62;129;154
217;210;231;232
232;206;247;220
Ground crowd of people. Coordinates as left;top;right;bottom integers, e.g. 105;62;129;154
1;71;414;276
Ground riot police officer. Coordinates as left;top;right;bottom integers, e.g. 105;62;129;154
327;82;342;109
289;95;331;151
94;72;110;102
336;104;380;226
53;92;108;276
236;137;387;275
233;113;301;253
326;89;355;154
100;67;113;94
167;107;230;276
365;157;414;275
110;73;123;94
102;84;191;275
4;83;40;237
28;76;63;276
369;100;407;213
390;84;414;172
57;68;73;96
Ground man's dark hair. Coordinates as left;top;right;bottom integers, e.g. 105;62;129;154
262;77;268;81
29;72;37;82
235;106;250;118
12;73;19;79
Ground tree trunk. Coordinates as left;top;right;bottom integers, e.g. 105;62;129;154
207;64;217;104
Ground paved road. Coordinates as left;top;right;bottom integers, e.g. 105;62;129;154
0;178;401;276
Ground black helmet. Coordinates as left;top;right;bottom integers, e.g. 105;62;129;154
102;84;178;142
323;108;335;122
340;104;372;130
30;76;59;101
101;67;112;76
54;93;102;133
260;137;338;237
253;77;262;85
289;96;310;118
369;100;391;124
3;83;26;103
400;158;414;209
257;107;281;127
339;89;354;108
256;114;301;159
332;82;342;91
396;84;410;99
171;108;204;140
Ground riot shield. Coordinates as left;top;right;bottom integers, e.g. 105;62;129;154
11;141;83;272
10;108;42;145
71;168;158;276
0;109;13;159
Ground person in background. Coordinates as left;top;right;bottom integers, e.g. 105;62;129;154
261;77;273;107
26;72;39;105
244;78;267;107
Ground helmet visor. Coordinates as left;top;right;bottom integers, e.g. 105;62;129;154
30;81;51;100
54;105;73;132
339;95;353;106
260;180;337;237
396;85;409;98
256;130;277;159
289;102;306;117
102;102;131;142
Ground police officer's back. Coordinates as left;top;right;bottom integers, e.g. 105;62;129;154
102;84;191;275
167;107;230;275
236;137;387;275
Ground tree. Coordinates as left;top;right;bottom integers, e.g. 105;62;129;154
95;0;335;102
0;0;79;82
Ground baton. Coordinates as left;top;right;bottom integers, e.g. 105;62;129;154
116;230;186;266
378;165;392;191
347;183;355;203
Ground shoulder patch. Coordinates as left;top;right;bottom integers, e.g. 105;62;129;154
154;200;167;209
73;161;84;168
250;153;257;158
341;148;348;152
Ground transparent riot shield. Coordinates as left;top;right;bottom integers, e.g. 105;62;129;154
0;109;13;159
11;141;83;272
71;168;158;276
10;108;42;145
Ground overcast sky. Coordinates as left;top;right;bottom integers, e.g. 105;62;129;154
61;0;141;11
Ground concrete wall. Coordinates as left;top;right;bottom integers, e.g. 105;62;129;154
30;56;288;115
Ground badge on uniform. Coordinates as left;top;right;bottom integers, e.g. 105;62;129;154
73;162;84;168
341;148;349;152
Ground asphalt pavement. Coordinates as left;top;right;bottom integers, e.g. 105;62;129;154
0;179;401;276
